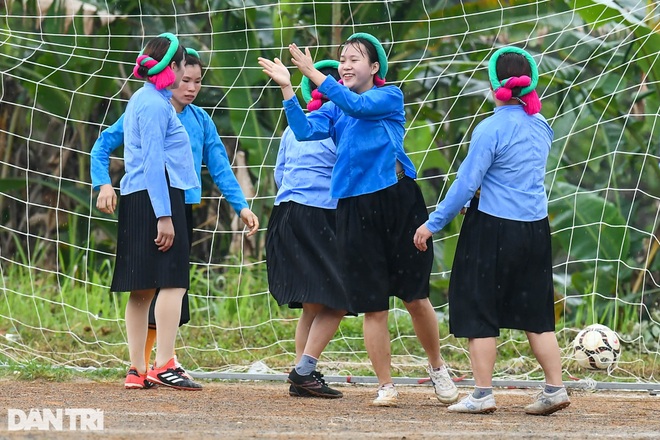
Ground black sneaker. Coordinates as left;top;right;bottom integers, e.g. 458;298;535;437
287;369;343;398
289;371;332;397
147;357;203;391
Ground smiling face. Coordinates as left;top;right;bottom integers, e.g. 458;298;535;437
338;41;379;94
170;63;202;111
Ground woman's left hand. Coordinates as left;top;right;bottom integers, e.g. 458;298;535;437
288;44;315;77
413;223;433;252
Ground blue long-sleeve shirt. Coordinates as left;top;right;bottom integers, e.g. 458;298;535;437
91;102;249;215
274;126;337;209
120;83;198;218
283;76;417;199
426;105;553;233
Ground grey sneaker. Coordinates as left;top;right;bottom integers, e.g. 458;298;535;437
524;388;571;415
447;393;497;414
427;364;459;404
372;385;399;407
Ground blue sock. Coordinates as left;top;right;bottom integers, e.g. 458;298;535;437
472;387;492;399
544;384;563;394
294;354;317;376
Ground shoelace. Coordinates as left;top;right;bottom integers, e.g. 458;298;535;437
311;371;326;385
172;367;189;377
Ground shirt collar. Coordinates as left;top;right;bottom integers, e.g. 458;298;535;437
144;81;173;99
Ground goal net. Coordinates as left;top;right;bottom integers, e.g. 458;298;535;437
1;0;658;386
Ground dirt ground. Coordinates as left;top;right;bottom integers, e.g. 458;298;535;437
0;380;659;439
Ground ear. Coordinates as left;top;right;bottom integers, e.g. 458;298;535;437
371;61;380;75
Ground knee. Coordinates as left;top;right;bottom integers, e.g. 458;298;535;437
364;310;389;325
403;297;430;314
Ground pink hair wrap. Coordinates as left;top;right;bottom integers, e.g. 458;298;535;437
133;54;176;90
307;89;325;111
494;75;541;115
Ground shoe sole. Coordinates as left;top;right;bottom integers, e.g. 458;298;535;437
287;380;343;399
525;400;571;416
289;388;313;397
436;391;460;404
448;406;497;414
372;400;398;407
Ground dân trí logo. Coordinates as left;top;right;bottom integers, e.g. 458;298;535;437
7;408;104;431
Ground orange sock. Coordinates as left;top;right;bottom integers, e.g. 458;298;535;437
145;328;157;371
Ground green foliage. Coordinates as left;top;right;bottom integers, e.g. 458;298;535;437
1;0;658;380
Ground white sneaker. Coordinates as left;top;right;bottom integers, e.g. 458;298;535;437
428;364;459;404
524;388;570;415
372;385;399;407
447;393;497;414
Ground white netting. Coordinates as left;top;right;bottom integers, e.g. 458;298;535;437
0;0;658;384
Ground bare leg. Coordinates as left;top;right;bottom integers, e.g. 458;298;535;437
153;287;186;368
364;310;392;386
468;337;497;387
303;306;345;358
125;289;156;374
404;298;444;368
526;331;563;385
295;303;322;364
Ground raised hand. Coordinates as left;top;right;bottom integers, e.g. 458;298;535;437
288;44;328;88
288;44;315;77
257;56;291;88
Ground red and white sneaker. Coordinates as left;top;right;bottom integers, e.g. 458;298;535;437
173;355;193;380
147;357;202;391
124;367;155;390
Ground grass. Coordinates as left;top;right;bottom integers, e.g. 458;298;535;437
1;252;658;382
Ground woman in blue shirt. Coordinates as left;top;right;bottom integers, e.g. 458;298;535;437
91;49;259;376
109;33;201;391
259;33;458;407
266;60;348;399
414;47;570;416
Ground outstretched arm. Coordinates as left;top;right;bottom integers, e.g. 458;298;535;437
257;56;295;100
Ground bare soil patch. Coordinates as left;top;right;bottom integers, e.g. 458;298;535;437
0;380;658;439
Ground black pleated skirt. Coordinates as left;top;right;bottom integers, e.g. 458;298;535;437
266;201;349;311
335;177;433;313
110;187;190;292
147;204;193;328
448;196;555;338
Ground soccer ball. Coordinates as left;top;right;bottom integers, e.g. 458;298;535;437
573;324;621;370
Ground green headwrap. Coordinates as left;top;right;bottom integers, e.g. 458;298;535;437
138;32;179;76
488;46;538;96
347;32;388;79
185;47;200;60
301;59;340;103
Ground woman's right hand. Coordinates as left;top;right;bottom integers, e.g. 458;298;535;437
96;184;117;214
257;56;291;89
155;216;175;252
